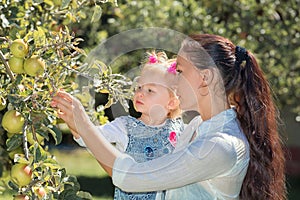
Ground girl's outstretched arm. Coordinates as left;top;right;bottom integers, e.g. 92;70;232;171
51;91;120;176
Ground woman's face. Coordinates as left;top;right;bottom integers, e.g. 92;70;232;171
175;55;201;111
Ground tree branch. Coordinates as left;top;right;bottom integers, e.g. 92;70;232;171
0;50;15;81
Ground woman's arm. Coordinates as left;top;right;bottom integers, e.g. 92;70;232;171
111;136;238;192
52;91;119;175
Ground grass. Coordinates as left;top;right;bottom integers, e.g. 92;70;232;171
51;148;114;200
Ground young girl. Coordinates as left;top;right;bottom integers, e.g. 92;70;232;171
72;51;185;200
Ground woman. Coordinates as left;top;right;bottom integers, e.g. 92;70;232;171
52;34;286;200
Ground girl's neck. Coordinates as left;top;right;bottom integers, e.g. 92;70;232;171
139;114;168;126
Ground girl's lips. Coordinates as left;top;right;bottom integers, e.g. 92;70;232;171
135;100;143;105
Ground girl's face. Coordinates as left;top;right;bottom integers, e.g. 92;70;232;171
175;55;201;111
133;81;171;118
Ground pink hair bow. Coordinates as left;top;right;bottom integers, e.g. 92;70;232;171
148;55;157;64
167;61;177;74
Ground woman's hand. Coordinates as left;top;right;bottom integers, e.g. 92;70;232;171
51;91;93;137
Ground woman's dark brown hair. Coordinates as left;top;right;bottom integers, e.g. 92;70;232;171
182;34;286;200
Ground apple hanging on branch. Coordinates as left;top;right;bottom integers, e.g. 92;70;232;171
8;56;25;74
23;56;45;77
10;39;29;59
10;163;32;187
1;110;25;134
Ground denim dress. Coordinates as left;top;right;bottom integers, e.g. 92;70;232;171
114;116;184;200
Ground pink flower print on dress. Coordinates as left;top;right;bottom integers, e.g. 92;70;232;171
148;55;157;64
167;61;177;74
169;131;177;147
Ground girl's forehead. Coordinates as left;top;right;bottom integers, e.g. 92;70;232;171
138;74;174;89
138;75;167;85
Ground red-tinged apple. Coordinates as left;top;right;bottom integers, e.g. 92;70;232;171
36;187;47;198
1;110;25;134
11;163;32;187
24;56;45;76
8;56;25;74
13;195;29;200
10;39;28;58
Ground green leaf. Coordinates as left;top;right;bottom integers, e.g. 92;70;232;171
33;27;46;47
63;175;80;191
59;168;67;179
47;125;62;145
43;162;61;170
61;0;71;9
6;134;22;151
91;5;102;23
33;0;43;4
76;191;93;200
58;188;81;200
14;154;30;164
8;180;19;191
30;143;48;162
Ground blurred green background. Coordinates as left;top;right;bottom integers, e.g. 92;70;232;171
59;0;300;198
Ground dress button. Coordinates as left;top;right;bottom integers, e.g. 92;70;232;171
132;122;137;127
144;146;154;158
163;148;169;154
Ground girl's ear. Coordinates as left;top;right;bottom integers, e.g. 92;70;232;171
168;96;180;110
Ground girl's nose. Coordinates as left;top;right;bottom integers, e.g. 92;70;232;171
135;89;144;98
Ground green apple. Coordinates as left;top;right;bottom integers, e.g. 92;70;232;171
27;132;44;145
0;96;6;111
10;39;28;58
24;56;45;76
11;163;32;187
1;110;25;134
8;56;25;74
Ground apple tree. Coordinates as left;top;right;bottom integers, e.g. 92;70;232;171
0;0;131;199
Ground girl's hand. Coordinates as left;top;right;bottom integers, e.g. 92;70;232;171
51;91;93;136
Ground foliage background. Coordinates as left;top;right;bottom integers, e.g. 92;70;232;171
73;0;300;116
0;0;299;199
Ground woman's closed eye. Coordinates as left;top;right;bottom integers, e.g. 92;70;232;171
176;69;182;74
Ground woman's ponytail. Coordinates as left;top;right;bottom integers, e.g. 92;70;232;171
234;48;286;200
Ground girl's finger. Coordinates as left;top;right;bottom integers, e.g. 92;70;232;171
56;99;71;115
50;100;57;107
53;96;73;109
56;91;73;102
